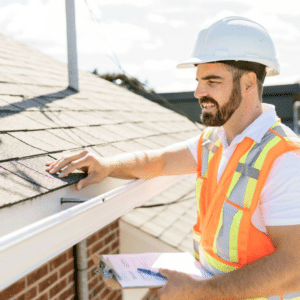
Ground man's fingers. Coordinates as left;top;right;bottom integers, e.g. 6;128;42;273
158;269;171;277
46;151;88;174
58;156;90;178
75;172;102;190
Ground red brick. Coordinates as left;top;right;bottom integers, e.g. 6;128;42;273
88;276;98;290
111;241;119;251
91;240;104;254
100;286;110;298
0;278;25;300
49;253;67;271
107;290;121;300
16;286;37;300
49;278;67;298
59;261;74;277
104;233;115;244
110;221;118;230
67;248;74;259
37;292;48;300
68;273;74;284
26;264;48;286
57;285;74;300
38;273;58;293
98;227;109;239
87;233;97;247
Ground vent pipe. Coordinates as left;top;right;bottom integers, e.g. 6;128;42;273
65;0;79;91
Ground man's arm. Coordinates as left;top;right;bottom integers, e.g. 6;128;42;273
46;142;197;190
153;224;300;300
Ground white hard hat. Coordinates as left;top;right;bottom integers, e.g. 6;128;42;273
177;16;280;76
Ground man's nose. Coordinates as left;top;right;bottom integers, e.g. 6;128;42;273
194;83;208;100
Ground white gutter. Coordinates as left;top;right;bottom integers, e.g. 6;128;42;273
0;175;183;291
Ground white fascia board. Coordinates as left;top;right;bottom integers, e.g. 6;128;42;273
0;175;182;291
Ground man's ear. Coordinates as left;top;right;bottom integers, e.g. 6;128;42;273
241;71;257;95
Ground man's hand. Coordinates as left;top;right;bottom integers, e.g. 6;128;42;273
46;150;109;190
151;269;201;300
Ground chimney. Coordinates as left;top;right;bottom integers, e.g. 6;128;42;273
65;0;79;91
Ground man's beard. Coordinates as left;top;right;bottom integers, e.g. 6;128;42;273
200;80;242;127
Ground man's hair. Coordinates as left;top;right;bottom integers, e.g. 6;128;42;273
219;60;266;101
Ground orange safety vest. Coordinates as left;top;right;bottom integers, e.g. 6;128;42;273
194;122;300;300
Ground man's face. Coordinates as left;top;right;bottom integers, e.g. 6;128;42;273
195;63;242;127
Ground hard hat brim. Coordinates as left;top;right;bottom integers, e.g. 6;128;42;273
176;57;280;77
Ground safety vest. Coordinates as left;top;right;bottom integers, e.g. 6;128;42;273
194;121;300;300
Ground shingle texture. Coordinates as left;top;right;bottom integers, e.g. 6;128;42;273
122;174;197;253
0;32;203;209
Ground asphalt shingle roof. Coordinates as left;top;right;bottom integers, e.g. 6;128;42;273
122;174;197;253
0;32;204;210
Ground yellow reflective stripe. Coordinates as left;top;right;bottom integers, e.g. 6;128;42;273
246;297;268;300
229;210;243;263
226;172;241;198
196;178;203;212
270;122;279;129
215;139;221;147
208;149;214;164
196;178;203;202
200;246;238;273
254;136;281;170
240;141;256;164
227;142;256;198
284;136;291;142
194;251;200;261
213;208;224;254
193;231;201;242
204;129;212;139
243;177;257;208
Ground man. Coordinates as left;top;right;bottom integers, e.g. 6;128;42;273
46;17;300;299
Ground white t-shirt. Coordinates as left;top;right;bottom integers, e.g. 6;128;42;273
187;104;300;234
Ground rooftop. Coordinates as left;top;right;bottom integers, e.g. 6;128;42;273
0;32;203;210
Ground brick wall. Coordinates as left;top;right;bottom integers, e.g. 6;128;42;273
86;220;122;300
0;220;122;300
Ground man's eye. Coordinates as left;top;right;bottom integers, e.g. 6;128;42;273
209;81;219;84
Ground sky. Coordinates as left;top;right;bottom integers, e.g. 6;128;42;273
0;0;299;93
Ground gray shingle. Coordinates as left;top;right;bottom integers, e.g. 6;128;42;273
133;138;162;149
0;111;47;132
0;133;44;161
147;135;182;147
112;140;150;152
10;130;79;152
78;126;124;143
0;166;48;208
91;145;124;157
0;98;21;112
0;95;46;110
48;128;103;146
102;124;141;139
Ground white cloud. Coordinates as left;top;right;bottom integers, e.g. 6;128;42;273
142;38;163;50
228;0;300;16
147;13;167;24
121;63;142;75
157;81;197;93
168;19;187;28
143;59;177;71
244;11;300;42
77;20;151;55
0;0;66;57
96;0;154;7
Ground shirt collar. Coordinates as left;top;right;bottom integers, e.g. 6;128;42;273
216;104;279;148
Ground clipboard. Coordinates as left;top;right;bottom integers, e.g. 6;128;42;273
92;252;212;290
92;255;122;290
